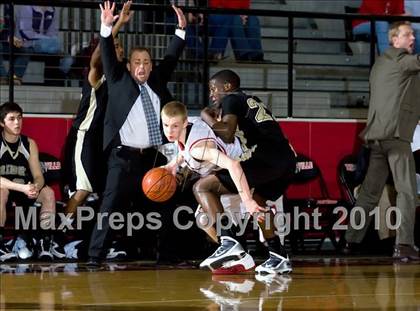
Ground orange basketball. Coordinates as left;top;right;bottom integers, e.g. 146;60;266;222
142;167;177;202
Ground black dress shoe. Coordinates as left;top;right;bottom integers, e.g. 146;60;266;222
392;244;420;261
86;257;101;269
341;242;361;255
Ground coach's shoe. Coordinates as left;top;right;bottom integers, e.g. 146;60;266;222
200;236;249;271
0;239;18;262
392;244;420;261
255;251;292;275
13;237;33;260
50;241;67;259
37;238;54;261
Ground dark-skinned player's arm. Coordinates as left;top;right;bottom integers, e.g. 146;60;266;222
200;110;237;144
190;140;266;220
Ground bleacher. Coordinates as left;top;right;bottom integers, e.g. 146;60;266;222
1;0;375;118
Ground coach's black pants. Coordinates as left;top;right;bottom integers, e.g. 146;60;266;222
88;146;167;259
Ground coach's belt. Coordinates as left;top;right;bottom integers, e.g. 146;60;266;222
119;145;156;154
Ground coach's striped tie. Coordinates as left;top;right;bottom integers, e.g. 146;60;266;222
140;85;162;146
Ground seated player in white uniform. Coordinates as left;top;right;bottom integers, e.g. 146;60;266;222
161;101;281;274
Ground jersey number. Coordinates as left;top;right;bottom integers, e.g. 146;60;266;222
246;98;274;123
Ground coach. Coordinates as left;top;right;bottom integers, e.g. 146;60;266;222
344;21;420;261
87;1;186;266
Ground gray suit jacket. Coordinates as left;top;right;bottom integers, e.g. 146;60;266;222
361;47;420;142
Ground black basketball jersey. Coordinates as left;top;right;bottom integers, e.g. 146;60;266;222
72;76;108;133
0;134;32;184
221;91;290;150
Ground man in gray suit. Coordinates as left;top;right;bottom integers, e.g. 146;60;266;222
345;21;420;261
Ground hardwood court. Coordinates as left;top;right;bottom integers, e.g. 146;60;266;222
0;258;419;310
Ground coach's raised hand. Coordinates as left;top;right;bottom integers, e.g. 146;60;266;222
100;1;119;27
172;4;187;29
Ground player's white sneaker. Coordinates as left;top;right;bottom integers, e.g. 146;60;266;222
13;237;33;260
255;251;292;275
200;236;248;271
0;239;17;262
36;238;54;261
50;241;66;259
64;240;84;259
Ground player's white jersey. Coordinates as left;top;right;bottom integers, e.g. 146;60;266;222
179;119;243;176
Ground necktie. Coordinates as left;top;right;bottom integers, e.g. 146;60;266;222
140;85;162;146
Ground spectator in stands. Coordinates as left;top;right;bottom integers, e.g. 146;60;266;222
68;37;99;82
405;0;420;53
184;1;205;59
352;0;405;54
0;4;29;85
0;102;65;262
208;0;266;62
15;5;73;83
344;22;420;261
142;0;170;35
166;0;205;59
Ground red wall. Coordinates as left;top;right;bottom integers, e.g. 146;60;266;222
23;117;73;158
22;116;367;201
22;116;74;200
281;120;366;199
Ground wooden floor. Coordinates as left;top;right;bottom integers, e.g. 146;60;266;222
0;257;419;310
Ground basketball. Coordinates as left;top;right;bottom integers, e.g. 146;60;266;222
142;167;177;202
